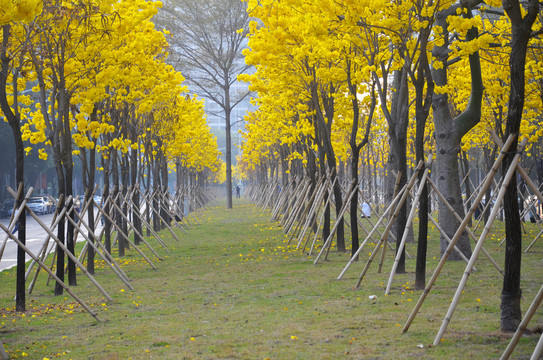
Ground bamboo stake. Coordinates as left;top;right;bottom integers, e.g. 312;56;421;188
94;197;157;269
164;191;189;232
500;282;543;359
337;172;406;280
530;333;543;360
286;180;315;244
323;180;359;261
16;196;114;302
426;178;503;274
285;180;312;240
109;197;164;259
59;198;134;290
355;162;423;279
402;133;516;334
30;195;70;287
26;194;62;277
354;190;398;257
0;221;101;321
489;130;543;250
280;179;305;226
284;179;311;233
130;190;168;247
308;177;338;256
385;165;431;294
156;189;186;236
0;186;31;261
136;187;180;243
297;178;329;249
119;189;169;252
432;137;527;346
313;179;358;264
270;182;294;221
378;171;405;272
273;180;297;222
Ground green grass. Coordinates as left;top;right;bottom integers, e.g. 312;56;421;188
1;198;542;359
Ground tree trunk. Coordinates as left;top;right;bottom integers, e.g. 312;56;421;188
81;142;96;275
112;152;124;257
131;124;142;246
225;78;233;209
86;147;96;275
60;86;76;286
413;28;433;289
432;4;483;260
121;153;129;249
102;165;112;258
312;83;345;252
500;0;537;331
388;66;409;274
0;25;26;310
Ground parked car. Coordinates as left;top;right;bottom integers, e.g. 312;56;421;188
27;197;48;215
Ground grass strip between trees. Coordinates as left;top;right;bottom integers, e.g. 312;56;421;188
0;199;542;359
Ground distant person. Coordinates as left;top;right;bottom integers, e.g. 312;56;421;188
361;202;371;218
235;185;240;199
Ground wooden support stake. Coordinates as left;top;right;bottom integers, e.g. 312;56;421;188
385;164;431;294
337;171;405;281
0;221;101;321
500;282;543;359
432;137;527;346
402;133;516;334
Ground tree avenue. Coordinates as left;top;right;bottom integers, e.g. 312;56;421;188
1;0;221;309
1;0;543;349
239;0;543;334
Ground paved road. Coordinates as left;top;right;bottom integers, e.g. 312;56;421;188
0;213;99;272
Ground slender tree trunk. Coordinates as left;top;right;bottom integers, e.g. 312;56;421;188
145;156;152;237
0;25;26;310
131;125;142;246
60;87;76;286
225;78;233;209
103;166;112;258
313;85;345;252
112;152;124;257
413;25;433;290
86;147;96;275
152;155;160;232
500;0;537;331
160;152;170;226
350;153;360;258
121;154;129;249
54;161;66;296
81;143;96;275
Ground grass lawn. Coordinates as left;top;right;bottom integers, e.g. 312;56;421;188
1;198;542;359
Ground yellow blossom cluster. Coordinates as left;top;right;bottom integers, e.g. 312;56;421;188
238;0;543;180
1;0;220;175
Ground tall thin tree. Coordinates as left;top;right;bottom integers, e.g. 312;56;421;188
157;0;252;209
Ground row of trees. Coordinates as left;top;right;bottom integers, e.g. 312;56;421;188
1;0;221;312
238;0;542;332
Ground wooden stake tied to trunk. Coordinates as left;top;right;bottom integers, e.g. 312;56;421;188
403;133;516;334
432;137;527;346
